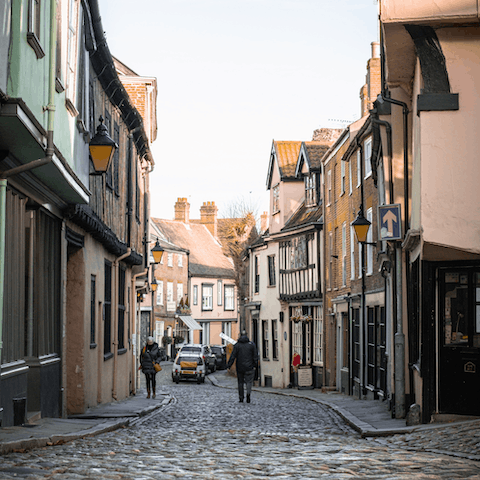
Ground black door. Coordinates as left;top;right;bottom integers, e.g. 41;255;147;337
439;268;480;415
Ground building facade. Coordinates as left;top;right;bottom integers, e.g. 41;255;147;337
0;0;155;425
378;0;480;422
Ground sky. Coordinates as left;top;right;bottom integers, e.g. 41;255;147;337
99;0;379;220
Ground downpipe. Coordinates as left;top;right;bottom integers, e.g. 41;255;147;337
131;269;148;395
112;248;131;401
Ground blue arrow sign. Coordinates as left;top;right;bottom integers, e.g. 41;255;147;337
378;204;402;241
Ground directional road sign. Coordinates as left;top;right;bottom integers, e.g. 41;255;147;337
378;204;402;241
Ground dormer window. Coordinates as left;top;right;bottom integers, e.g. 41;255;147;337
305;173;317;207
273;184;280;213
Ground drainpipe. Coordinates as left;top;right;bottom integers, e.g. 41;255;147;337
379;29;409;420
112;248;131;400
131;268;148;395
0;0;57;417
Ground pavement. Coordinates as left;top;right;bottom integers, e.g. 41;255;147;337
1;364;479;456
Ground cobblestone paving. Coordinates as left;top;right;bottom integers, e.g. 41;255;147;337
2;367;480;479
375;420;480;460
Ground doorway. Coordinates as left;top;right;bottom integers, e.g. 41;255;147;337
438;268;480;415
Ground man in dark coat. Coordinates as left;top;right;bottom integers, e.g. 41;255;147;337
227;331;258;403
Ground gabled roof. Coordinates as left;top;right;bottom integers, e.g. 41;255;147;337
151;218;235;279
281;202;323;233
295;141;331;177
266;141;302;190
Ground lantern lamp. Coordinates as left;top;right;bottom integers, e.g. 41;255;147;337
151;239;164;264
89;116;118;174
351;206;372;244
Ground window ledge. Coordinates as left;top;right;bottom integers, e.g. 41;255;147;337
65;98;79;117
90;343;97;349
117;348;127;356
104;352;114;361
27;32;45;59
55;77;65;93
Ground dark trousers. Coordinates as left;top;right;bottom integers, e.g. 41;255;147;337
145;373;156;391
237;369;255;399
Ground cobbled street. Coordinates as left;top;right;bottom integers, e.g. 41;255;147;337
2;366;480;479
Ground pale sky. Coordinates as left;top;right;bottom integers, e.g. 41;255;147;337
99;0;379;220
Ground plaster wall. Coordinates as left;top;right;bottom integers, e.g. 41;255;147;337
419;28;480;254
269;164;303;235
381;0;478;24
251;241;289;388
190;276;238;345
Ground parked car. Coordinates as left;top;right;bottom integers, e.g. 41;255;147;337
180;344;217;373
210;345;227;370
172;353;206;384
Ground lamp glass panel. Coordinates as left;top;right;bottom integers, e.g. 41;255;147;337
152;250;164;264
89;145;115;172
354;224;370;243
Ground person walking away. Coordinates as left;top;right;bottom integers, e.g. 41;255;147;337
227;331;258;403
140;336;161;398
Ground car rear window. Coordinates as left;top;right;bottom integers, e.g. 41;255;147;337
177;355;203;365
211;347;223;354
182;346;201;353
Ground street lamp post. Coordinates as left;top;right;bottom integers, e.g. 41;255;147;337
150;276;158;337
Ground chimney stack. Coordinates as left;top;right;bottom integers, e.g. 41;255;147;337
260;211;268;233
174;197;190;223
360;41;381;118
200;201;218;237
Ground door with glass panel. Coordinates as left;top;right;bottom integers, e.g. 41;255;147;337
439;268;480;415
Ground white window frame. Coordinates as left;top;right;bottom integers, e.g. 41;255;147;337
349;158;353;195
327;170;332;205
217;280;222;306
350;226;355;280
272;184;280;213
366;207;373;275
341;160;346;195
193;285;198;305
313;307;323;365
305;173;316;206
224;285;235;311
156;280;164;305
167;281;175;312
293;321;303;362
357;149;361;187
167;253;173;267
177;283;183;306
202;284;213;311
178;254;183;267
364;138;372;179
262;320;269;359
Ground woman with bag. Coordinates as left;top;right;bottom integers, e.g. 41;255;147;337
140;336;161;398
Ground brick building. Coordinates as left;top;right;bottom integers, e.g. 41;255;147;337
152;198;239;349
322;41;386;400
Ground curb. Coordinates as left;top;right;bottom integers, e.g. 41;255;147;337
0;395;172;455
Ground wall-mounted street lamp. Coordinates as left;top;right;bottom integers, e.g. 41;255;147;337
351;206;376;245
151;277;158;292
89;116;118;174
151;240;164;264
